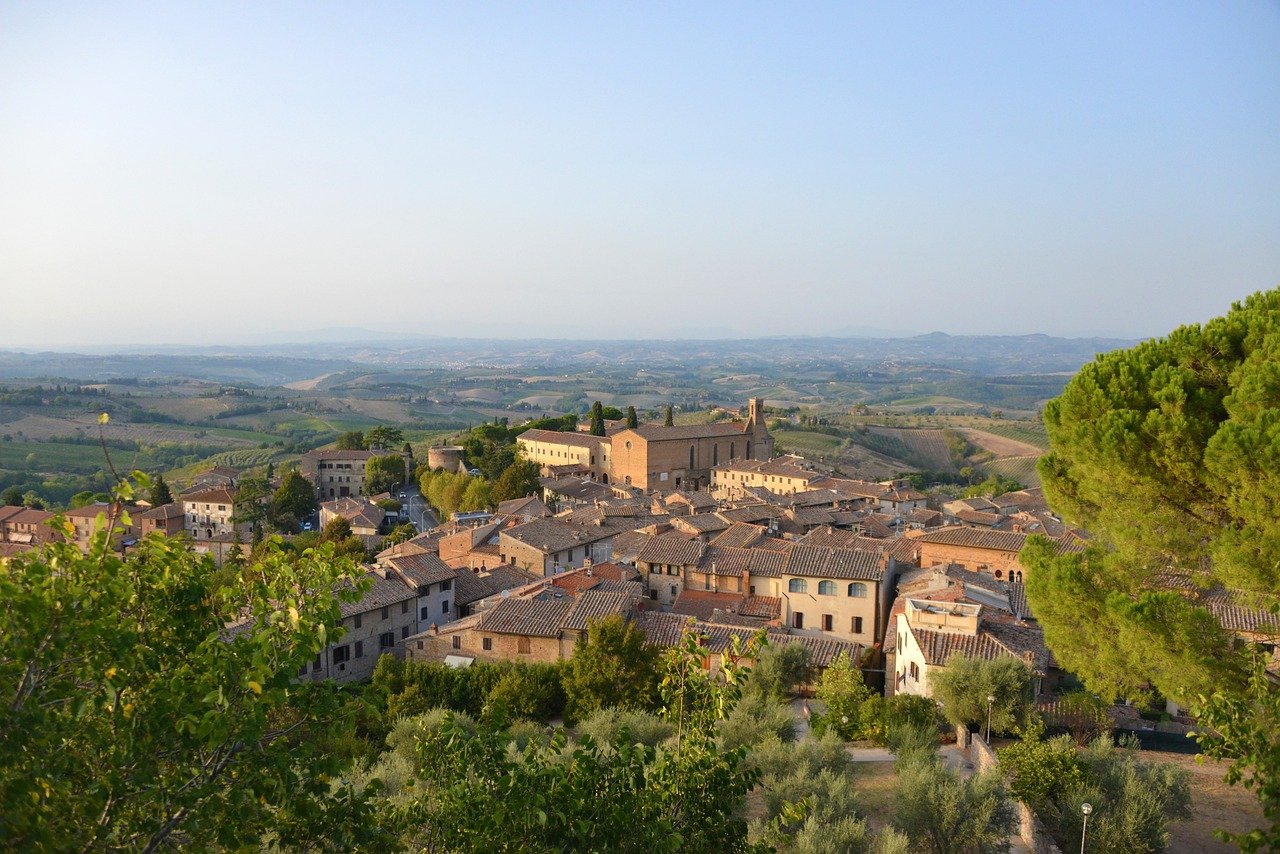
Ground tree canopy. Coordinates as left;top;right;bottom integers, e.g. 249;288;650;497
364;454;406;496
1024;288;1280;849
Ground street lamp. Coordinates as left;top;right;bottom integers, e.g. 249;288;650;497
985;695;996;743
1080;802;1092;854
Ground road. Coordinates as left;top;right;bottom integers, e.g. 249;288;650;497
400;482;437;531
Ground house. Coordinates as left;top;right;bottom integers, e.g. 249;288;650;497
711;455;823;499
181;487;241;540
608;399;774;492
517;430;612;481
453;565;541;617
136;502;186;537
62;502;136;552
496;494;550;522
382;551;458;627
320;496;387;537
498;516;620;576
301;449;378;500
540;476;616;511
190;466;240;491
913;526;1085;583
891;597;1049;699
0;506;58;546
298;567;420;683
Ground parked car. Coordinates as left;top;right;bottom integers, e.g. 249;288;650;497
301;522;312;531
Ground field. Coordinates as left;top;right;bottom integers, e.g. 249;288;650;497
1144;751;1266;853
982;455;1042;487
0;440;113;474
866;427;956;471
772;430;844;456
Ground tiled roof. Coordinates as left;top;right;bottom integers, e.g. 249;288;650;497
672;590;746;621
138;502;184;520
717;505;783;525
551;572;602;596
182;488;236;505
714;457;821;480
541;477;615;502
497;495;548;517
583;562;639;582
954;509;1002;527
562;590;629;630
453;566;537;606
477;598;573;637
709;523;768;549
518;428;610;449
609;529;653;564
915;526;1085;555
911;618;1049;673
637;533;705;567
338;571;417;618
741;595;782;620
1153;572;1280;636
501;517;614;553
672;513;731;534
698;545;787;578
305;448;377;461
63;502;115;519
633;612;861;668
784;545;883;581
809;477;890;500
626;423;750;441
666;491;719;511
387;552;457;587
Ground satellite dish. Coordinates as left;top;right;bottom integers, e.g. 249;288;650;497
501;589;510;599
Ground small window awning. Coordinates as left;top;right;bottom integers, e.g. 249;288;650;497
443;655;474;669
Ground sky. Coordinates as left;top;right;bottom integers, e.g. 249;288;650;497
1;2;1278;348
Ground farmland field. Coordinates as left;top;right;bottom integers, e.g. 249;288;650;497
0;441;111;474
959;429;1043;459
982;455;1041;487
866;427;956;471
772;430;843;456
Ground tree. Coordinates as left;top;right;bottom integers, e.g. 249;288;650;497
149;473;173;507
68;490;98;509
747;641;811;700
0;482;383;850
383;522;417;545
272;468;318;523
810;650;873;740
562;614;661;723
491;460;540;504
363;454;406;496
893;752;1017;854
231;474;271;539
665;405;675;427
590;401;606;437
318;516;366;562
366;426;404;451
459;477;492;512
1022;289;1280;849
930;654;1034;737
0;486;21;506
334;431;366;450
626;406;638;429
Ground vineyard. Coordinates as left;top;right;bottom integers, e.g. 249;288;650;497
982;455;1042;488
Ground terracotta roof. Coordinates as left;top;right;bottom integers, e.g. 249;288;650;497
1153;572;1280;636
323;496;386;529
637;533;705;567
609;529;653;564
305;449;377;461
138;502;184;520
714;457;821;480
582;562;639;582
671;513;731;534
672;590;746;621
477;598;573;637
542;477;615;502
497;495;548;517
666;491;719;511
625;423;749;441
740;595;782;620
62;502;115;519
501;517;615;554
386;552;457;588
338;571;417;618
518;428;610;449
915;526;1085;555
717;505;783;525
182;488;236;505
551;572;602;596
562;590;629;630
709;523;768;549
910;618;1049;673
453;566;537;606
953;509;1002;527
634;611;861;668
784;545;883;581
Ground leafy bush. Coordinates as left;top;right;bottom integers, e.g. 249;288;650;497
748;641;813;699
930;653;1034;737
809;651;873;740
577;707;675;748
483;662;566;723
893;751;1017;854
718;692;797;749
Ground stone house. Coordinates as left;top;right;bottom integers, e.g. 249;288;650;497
382;551;458;627
300;567;420;684
320;496;387;536
913;526;1085;583
498;517;620;576
302;449;378;500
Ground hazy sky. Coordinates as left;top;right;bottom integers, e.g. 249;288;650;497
2;3;1278;347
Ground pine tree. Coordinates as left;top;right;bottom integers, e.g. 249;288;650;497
149;474;173;506
590;401;606;436
626;406;638;429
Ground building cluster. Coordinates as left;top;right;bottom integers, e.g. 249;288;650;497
6;397;1274;711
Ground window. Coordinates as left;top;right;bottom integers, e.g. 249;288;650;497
333;645;350;664
440;579;452;591
818;580;836;596
730;443;735;459
909;662;919;680
847;582;867;598
822;614;833;631
421;606;430;620
452;635;461;649
712;444;718;466
482;637;493;651
852;617;864;634
355;640;364;658
379;632;394;649
401;600;409;614
354;613;362;629
518;636;531;654
312;654;322;673
442;600;450;613
689;446;696;469
793;612;804;629
669;585;677;597
788;578;808;594
381;606;389;620
401;626;409;639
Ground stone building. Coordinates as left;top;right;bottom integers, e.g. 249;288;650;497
913;527;1085;583
301;449;378;500
181;487;241;540
299;567;420;684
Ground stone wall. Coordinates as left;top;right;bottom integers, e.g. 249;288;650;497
957;725;1063;854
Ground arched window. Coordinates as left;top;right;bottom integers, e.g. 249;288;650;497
847;582;867;598
818;580;836;596
713;444;718;466
689;445;696;469
788;578;808;594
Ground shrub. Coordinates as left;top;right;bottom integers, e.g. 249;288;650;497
577;707;675;748
483;662;565;723
893;752;1017;854
718;692;797;749
810;651;873;740
749;641;813;699
930;653;1034;737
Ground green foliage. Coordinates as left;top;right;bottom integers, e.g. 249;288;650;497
230;473;271;536
0;504;384;850
590;400;606;436
1053;690;1113;746
996;722;1085;809
962;473;1024;498
748;641;813;700
665;405;675;427
491;459;542;504
318;516;367;561
930;653;1034;737
149;473;173;506
811;650;873;740
577;707;676;748
483;662;566;724
272;468;318;522
718;691;797;749
0;485;21;506
626;405;639;429
335;430;366;450
893;753;1017;854
365;426;404;450
1035;735;1192;853
563;614;661;724
363;453;406;496
748;733;866;851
